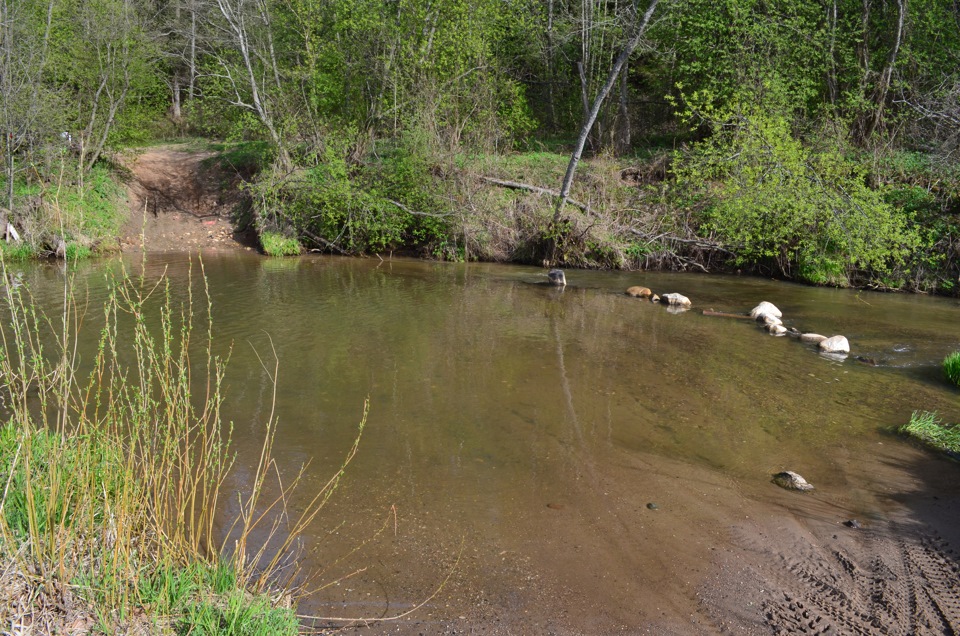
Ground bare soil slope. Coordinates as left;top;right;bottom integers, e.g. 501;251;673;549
120;146;257;253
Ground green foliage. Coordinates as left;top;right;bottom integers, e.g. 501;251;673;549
944;352;960;387
206;141;274;177
673;107;921;283
261;231;302;256
900;411;960;455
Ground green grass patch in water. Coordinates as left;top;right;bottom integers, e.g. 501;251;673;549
900;411;960;456
944;351;960;387
261;231;302;256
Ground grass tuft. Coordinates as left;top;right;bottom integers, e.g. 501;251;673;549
261;231;302;256
900;411;960;456
0;263;364;633
944;351;960;387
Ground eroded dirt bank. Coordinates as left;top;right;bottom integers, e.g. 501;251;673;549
120;146;257;253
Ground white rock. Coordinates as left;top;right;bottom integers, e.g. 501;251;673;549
661;293;691;307
800;333;827;344
766;323;787;336
818;335;850;354
758;313;782;327
750;301;782;320
773;471;814;491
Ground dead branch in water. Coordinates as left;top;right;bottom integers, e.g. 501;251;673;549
702;310;753;319
628;227;737;256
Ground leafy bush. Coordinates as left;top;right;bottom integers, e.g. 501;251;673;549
673;109;922;284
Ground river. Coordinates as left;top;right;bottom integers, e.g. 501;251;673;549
12;252;960;634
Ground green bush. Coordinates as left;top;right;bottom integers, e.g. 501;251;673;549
944;351;960;387
673;108;922;284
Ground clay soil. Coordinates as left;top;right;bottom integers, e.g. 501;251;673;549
120;145;258;254
115;148;960;635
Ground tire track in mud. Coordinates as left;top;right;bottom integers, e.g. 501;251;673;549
762;527;960;635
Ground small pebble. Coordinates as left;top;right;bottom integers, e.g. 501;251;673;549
646;503;659;510
844;519;862;529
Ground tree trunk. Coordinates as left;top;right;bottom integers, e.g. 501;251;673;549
616;62;631;153
866;0;906;138
554;0;660;223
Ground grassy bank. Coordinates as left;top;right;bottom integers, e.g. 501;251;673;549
1;164;128;261
241;131;959;295
0;264;363;633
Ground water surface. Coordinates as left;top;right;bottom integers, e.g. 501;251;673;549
13;253;960;632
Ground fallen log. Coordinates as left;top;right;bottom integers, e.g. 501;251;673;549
478;176;590;214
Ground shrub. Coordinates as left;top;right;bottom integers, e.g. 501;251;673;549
672;108;922;284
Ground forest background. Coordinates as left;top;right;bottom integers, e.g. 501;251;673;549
2;0;960;293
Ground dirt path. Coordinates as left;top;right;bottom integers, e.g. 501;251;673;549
120;146;258;253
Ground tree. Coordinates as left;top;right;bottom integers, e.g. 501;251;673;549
0;0;59;239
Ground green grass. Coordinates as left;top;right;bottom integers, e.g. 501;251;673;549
2;165;126;259
261;231;302;256
0;242;36;261
0;265;365;633
944;351;960;387
900;411;960;456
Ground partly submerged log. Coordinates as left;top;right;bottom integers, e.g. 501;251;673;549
702;310;752;319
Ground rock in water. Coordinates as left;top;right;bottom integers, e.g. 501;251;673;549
661;293;692;307
750;301;782;320
818;335;850;354
800;333;827;344
766;323;788;336
772;471;814;491
759;313;783;327
548;269;567;286
625;286;653;298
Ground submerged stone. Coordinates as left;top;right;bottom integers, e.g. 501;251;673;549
819;335;850;354
661;293;691;307
772;471;814;491
750;301;782;320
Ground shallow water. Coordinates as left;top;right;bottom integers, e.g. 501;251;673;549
10;253;960;630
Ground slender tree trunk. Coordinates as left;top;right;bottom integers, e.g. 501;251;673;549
188;2;197;100
546;0;556;131
616;62;630;153
172;76;182;121
866;0;906;138
825;0;838;105
554;0;660;222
